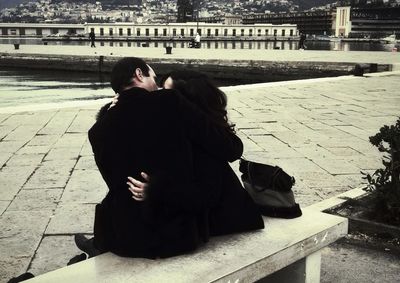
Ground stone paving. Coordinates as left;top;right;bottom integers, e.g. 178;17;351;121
0;70;400;281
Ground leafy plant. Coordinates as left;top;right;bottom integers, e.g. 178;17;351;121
362;117;400;225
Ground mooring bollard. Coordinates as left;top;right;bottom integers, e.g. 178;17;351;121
13;43;20;50
98;55;104;73
165;46;172;54
353;64;364;76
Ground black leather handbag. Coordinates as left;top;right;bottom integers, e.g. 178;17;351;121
239;158;302;219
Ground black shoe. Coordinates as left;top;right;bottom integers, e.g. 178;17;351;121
7;272;34;283
74;234;101;257
67;253;87;265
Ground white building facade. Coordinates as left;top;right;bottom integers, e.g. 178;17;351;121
335;6;351;37
85;22;298;39
0;22;298;39
0;23;85;36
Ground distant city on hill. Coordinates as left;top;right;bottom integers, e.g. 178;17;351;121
0;0;338;12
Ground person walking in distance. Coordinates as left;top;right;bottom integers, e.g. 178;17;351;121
298;32;306;50
194;32;201;48
89;30;96;48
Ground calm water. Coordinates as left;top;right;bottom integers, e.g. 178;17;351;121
0;67;264;108
1;38;398;51
1;37;397;108
0;67;112;108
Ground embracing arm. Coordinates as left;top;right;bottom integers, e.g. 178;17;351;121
127;160;224;213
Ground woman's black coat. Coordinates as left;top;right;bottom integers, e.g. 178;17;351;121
89;87;263;258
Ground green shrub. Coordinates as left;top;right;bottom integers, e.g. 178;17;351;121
362;117;400;225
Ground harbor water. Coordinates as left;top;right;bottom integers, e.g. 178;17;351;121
0;67;111;108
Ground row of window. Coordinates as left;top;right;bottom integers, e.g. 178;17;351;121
1;27;77;36
91;27;295;37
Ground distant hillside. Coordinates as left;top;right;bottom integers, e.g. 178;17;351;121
0;0;140;10
294;0;337;10
0;0;34;10
0;0;337;12
51;0;141;5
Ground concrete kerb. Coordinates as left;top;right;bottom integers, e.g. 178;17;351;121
391;63;400;71
220;74;359;92
0;98;112;114
307;186;367;212
363;69;400;77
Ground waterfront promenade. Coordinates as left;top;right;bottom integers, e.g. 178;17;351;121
0;46;400;282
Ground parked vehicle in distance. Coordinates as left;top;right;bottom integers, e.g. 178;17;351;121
380;34;399;44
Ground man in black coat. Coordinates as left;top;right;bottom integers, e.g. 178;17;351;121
86;57;244;258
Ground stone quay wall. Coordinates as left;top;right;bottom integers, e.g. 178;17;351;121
0;53;391;83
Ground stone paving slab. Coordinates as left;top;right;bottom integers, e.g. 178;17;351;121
37;110;78;136
79;140;95;157
26;134;61;147
46;203;97;234
7;189;62;212
0;166;36;200
0;201;8;215
0;71;399;282
28;236;82;277
6;153;45;167
60;169;107;204
322;242;400;283
23;160;77;189
74;156;98;171
0;211;51;282
43;147;83;161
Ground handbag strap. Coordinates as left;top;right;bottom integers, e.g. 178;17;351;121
248;162;283;192
271;167;282;188
247;160;254;188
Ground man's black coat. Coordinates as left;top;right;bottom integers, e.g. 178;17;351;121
89;87;263;258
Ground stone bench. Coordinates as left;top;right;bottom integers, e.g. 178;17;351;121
26;207;347;283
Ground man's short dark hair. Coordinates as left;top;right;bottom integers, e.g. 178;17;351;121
110;57;151;93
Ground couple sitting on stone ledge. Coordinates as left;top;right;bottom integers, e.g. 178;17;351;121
9;58;304;282
72;57;265;260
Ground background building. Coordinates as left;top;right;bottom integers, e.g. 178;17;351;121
237;11;334;36
85;22;298;41
335;6;351;37
0;22;298;41
0;22;85;37
335;5;400;38
177;0;194;23
349;6;400;38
